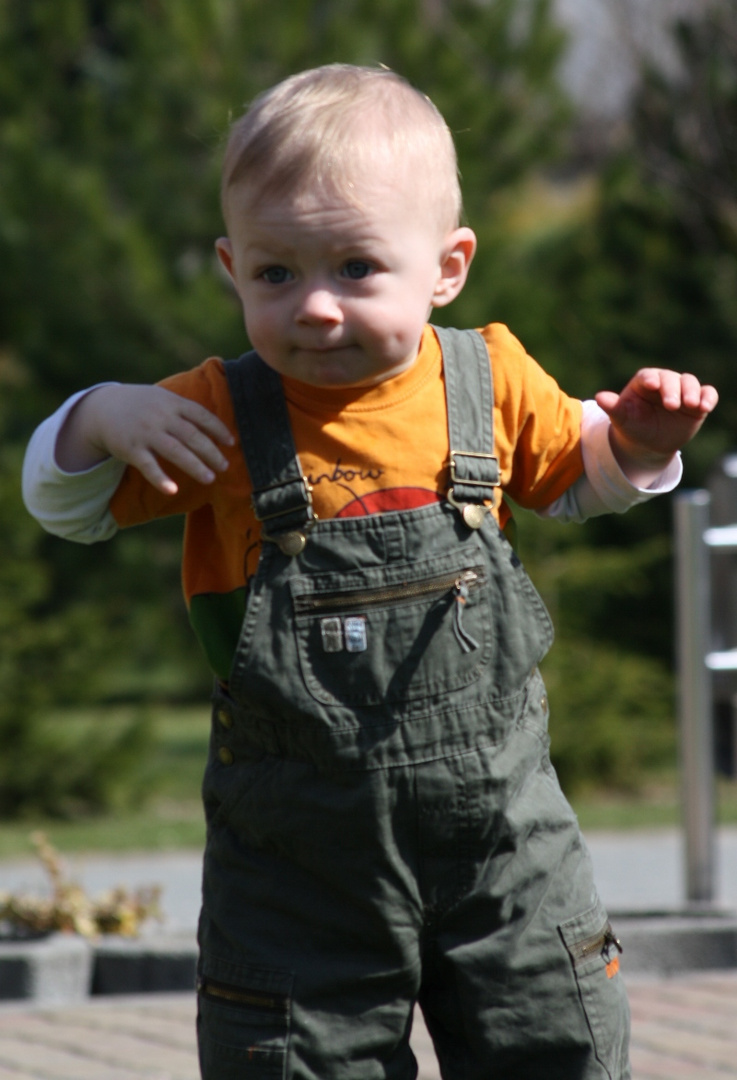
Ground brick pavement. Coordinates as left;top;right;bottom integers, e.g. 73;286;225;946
627;973;737;1078
2;973;737;1079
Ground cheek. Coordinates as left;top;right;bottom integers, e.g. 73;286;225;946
385;296;432;343
242;303;275;348
363;292;426;336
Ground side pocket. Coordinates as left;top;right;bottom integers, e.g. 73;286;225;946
197;951;292;1080
559;902;631;1080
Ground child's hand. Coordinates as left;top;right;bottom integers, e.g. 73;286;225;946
595;369;718;485
56;384;235;495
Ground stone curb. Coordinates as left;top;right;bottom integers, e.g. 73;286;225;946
0;931;196;1004
0;934;94;1004
92;932;196;995
3;914;737;1003
612;910;737;977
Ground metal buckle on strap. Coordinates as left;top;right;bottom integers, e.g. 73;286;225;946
252;477;316;556
447;450;500;530
448;450;501;488
251;476;314;523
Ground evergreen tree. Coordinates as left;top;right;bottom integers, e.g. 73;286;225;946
494;1;737;790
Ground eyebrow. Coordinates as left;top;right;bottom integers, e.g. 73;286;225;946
242;231;386;259
241;236;295;257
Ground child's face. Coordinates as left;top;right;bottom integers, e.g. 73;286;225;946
216;167;475;388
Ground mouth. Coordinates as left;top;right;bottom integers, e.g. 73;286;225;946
293;343;349;355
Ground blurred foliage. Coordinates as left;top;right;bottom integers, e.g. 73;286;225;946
0;433;155;817
496;0;737;448
545;641;674;795
487;1;737;793
3;0;737;812
516;510;677;792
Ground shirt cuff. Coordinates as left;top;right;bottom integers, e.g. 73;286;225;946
579;399;682;515
22;386;125;543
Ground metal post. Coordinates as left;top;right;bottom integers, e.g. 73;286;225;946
674;490;716;905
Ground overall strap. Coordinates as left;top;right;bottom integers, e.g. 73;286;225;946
224;351;315;556
432;326;500;529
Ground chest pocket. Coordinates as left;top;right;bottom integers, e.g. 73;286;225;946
290;559;491;708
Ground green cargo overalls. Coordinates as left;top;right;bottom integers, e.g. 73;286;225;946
196;327;631;1080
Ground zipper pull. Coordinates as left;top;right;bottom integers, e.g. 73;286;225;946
453;574;480;653
604;927;623;956
603;925;623;978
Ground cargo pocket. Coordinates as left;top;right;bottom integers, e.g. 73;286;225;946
559;901;630;1080
197;952;292;1079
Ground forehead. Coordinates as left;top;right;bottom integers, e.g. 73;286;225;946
226;163;438;247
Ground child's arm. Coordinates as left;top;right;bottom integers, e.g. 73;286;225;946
595;368;718;486
55;383;234;494
536;369;717;524
23;387;128;543
23;378;236;542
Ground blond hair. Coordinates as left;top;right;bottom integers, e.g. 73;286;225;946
221;64;462;233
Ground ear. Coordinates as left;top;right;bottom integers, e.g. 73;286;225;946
214;237;237;285
431;227;476;308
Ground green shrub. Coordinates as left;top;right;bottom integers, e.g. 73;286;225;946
542;638;675;795
0;441;155;818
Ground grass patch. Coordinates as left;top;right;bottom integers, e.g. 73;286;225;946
47;702;212;801
571;777;737;832
0;800;205;859
0;703;211;858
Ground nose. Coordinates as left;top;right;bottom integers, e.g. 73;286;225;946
295;283;343;326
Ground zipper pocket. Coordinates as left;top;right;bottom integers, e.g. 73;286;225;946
197;976;289;1016
293;567;484;615
566;922;623;967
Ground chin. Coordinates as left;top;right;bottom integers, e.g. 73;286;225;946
306;367;364;388
294;354;368;388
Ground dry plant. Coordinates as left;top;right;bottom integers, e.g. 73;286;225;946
0;832;161;939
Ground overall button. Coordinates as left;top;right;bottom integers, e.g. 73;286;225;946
540;695;548;712
218;746;234;766
216;708;233;730
278;531;307;556
462;504;486;530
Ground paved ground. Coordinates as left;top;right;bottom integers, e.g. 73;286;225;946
626;972;737;1078
2;972;737;1079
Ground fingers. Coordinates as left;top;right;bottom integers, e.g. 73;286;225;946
126;436;218;492
173;398;236;457
648;370;705;412
594;390;620;416
601;370;718;417
126;450;182;495
700;382;719;413
91;386;236;494
151;400;234;482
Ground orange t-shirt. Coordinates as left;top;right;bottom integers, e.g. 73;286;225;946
110;323;583;679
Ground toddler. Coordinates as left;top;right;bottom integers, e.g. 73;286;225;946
23;64;717;1079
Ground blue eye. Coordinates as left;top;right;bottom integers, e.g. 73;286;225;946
342;260;372;280
260;266;292;284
